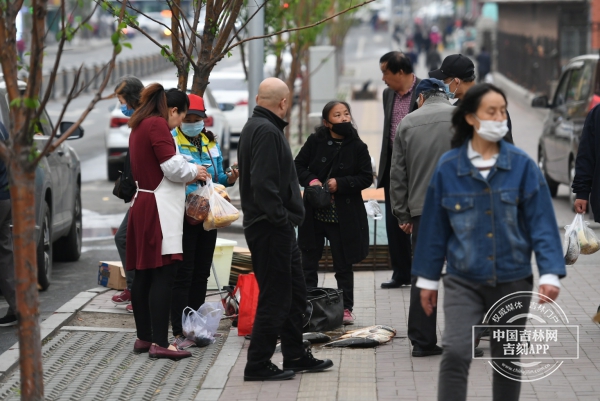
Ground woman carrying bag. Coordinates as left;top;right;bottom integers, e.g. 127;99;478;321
126;84;208;360
170;94;239;349
295;100;373;325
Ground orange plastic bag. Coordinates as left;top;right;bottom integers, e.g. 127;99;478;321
236;273;259;336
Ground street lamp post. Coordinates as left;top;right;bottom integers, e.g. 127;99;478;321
247;2;265;117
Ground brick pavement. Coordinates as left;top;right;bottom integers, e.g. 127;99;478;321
210;264;600;401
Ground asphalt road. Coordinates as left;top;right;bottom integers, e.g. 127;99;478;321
1;24;596;354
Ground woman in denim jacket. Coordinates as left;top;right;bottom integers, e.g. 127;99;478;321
412;84;566;401
170;94;239;349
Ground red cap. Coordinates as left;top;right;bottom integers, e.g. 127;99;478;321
187;94;207;118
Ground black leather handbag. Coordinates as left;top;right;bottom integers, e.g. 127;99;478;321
303;184;332;209
303;287;344;333
112;152;136;203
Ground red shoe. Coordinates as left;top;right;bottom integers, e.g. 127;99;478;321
133;339;152;354
148;344;192;360
112;289;131;305
126;304;133;313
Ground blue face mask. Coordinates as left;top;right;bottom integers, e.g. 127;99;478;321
181;121;205;137
120;104;134;117
444;80;460;99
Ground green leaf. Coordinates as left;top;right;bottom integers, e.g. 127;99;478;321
118;22;127;30
115;43;122;55
111;31;120;46
83;23;94;32
123;42;132;49
227;51;232;58
9;98;22;108
23;97;39;109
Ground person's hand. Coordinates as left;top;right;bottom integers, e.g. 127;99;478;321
420;289;438;316
574;199;587;214
196;165;209;181
400;223;413;234
310;180;323;187
328;178;338;193
227;167;239;184
539;284;560;304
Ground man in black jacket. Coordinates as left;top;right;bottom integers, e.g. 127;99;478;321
0;122;16;327
573;104;600;218
238;77;333;381
378;51;421;289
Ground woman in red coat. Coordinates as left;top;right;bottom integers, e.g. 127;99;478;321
126;84;208;360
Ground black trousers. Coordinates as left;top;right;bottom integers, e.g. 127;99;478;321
407;216;438;349
382;160;412;283
301;219;354;311
244;220;306;369
171;220;218;337
131;263;178;348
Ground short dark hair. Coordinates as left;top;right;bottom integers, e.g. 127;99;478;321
114;76;144;109
451;83;508;148
379;51;413;74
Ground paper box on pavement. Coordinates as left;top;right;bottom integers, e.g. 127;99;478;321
98;261;127;290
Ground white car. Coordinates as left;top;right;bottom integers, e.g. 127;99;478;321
206;71;249;145
105;83;231;181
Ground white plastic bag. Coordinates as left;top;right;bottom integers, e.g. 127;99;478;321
364;199;383;220
185;182;211;223
203;179;240;230
181;302;224;347
572;213;600;255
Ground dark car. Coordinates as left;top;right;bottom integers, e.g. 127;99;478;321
531;55;600;207
0;82;84;290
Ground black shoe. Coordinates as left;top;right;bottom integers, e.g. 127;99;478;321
0;314;17;327
244;361;296;381
474;347;484;358
283;349;334;373
381;279;410;289
412;345;443;357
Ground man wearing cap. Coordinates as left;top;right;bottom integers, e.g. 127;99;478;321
389;78;453;357
429;54;514;144
378;51;421;290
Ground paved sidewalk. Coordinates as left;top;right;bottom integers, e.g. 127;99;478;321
207;265;600;401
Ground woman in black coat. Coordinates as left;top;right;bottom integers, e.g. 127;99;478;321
295;101;373;325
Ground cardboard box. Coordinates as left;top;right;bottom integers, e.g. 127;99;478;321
98;261;127;290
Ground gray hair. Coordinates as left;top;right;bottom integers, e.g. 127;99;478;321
421;89;449;101
114;76;144;109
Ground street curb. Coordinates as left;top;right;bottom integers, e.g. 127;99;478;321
194;329;245;401
0;286;110;381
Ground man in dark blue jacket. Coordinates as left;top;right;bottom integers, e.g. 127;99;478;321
0;121;16;327
573;104;600;218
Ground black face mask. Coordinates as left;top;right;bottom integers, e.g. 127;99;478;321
328;121;354;137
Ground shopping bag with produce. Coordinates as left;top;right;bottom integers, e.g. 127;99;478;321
203;179;240;230
577;215;600;255
181;302;224;347
563;215;581;265
185;183;211;225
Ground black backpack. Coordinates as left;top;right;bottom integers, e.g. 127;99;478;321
112;151;136;203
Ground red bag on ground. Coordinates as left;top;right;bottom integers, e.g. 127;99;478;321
236;273;259;336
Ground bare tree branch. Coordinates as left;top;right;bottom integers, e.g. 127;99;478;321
223;0;374;56
33;0;128;162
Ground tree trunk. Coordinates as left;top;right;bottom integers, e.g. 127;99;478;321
10;158;43;400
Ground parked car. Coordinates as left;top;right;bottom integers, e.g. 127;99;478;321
531;54;600;207
105;83;231;181
0;80;84;290
207;71;248;146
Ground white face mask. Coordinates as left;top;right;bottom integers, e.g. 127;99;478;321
474;117;509;142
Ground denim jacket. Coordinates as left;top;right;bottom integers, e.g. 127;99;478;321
172;128;231;196
413;141;566;286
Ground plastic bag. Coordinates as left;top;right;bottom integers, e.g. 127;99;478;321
571;213;600;255
235;273;259;336
185;183;211;224
203;179;240;230
364;199;383;220
182;302;224;347
563;224;579;266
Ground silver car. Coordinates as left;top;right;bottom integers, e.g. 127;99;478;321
0;81;84;290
